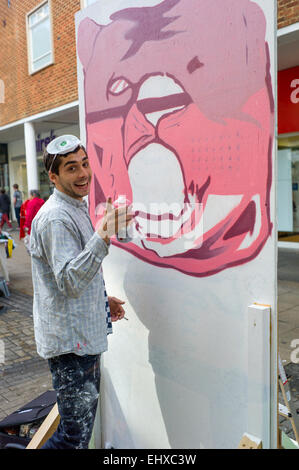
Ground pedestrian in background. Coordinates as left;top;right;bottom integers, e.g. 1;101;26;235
19;198;30;240
12;184;23;227
24;190;44;236
0;189;12;231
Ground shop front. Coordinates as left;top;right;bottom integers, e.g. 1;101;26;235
9;130;57;203
0;102;79;221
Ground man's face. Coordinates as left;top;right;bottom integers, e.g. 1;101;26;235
49;148;92;200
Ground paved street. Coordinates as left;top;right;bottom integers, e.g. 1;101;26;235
0;226;298;444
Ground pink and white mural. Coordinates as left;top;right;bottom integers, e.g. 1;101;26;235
76;0;277;449
78;0;274;277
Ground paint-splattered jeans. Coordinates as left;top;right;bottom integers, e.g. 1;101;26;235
42;353;101;449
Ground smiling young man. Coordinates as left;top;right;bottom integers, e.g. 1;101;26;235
30;135;134;449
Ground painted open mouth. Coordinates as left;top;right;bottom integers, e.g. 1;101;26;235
128;141;205;257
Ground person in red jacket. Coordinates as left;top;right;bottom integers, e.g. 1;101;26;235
19;199;30;240
24;190;44;236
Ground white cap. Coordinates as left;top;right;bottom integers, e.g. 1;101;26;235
46;135;82;155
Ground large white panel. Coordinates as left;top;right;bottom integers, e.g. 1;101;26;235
76;0;277;449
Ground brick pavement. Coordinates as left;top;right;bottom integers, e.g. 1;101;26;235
0;289;52;421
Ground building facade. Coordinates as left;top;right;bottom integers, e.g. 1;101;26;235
0;0;97;213
278;0;299;28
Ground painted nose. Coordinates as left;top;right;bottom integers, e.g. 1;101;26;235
137;75;187;126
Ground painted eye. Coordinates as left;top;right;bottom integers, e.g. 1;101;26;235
108;77;130;96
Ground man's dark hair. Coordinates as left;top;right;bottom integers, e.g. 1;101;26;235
13;184;18;189
43;144;87;176
0;189;5;194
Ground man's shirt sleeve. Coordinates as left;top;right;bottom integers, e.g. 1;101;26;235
38;219;109;298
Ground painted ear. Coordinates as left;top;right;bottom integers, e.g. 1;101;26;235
77;17;103;69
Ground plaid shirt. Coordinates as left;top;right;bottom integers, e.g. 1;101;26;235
30;188;112;359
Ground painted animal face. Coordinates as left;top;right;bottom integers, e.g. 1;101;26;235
78;0;274;277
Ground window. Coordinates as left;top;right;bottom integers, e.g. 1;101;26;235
27;2;53;74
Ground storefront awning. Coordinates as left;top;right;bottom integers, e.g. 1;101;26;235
0;101;79;144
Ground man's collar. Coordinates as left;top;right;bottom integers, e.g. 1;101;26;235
53;188;87;209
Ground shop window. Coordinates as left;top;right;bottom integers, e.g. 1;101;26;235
27;1;53;74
